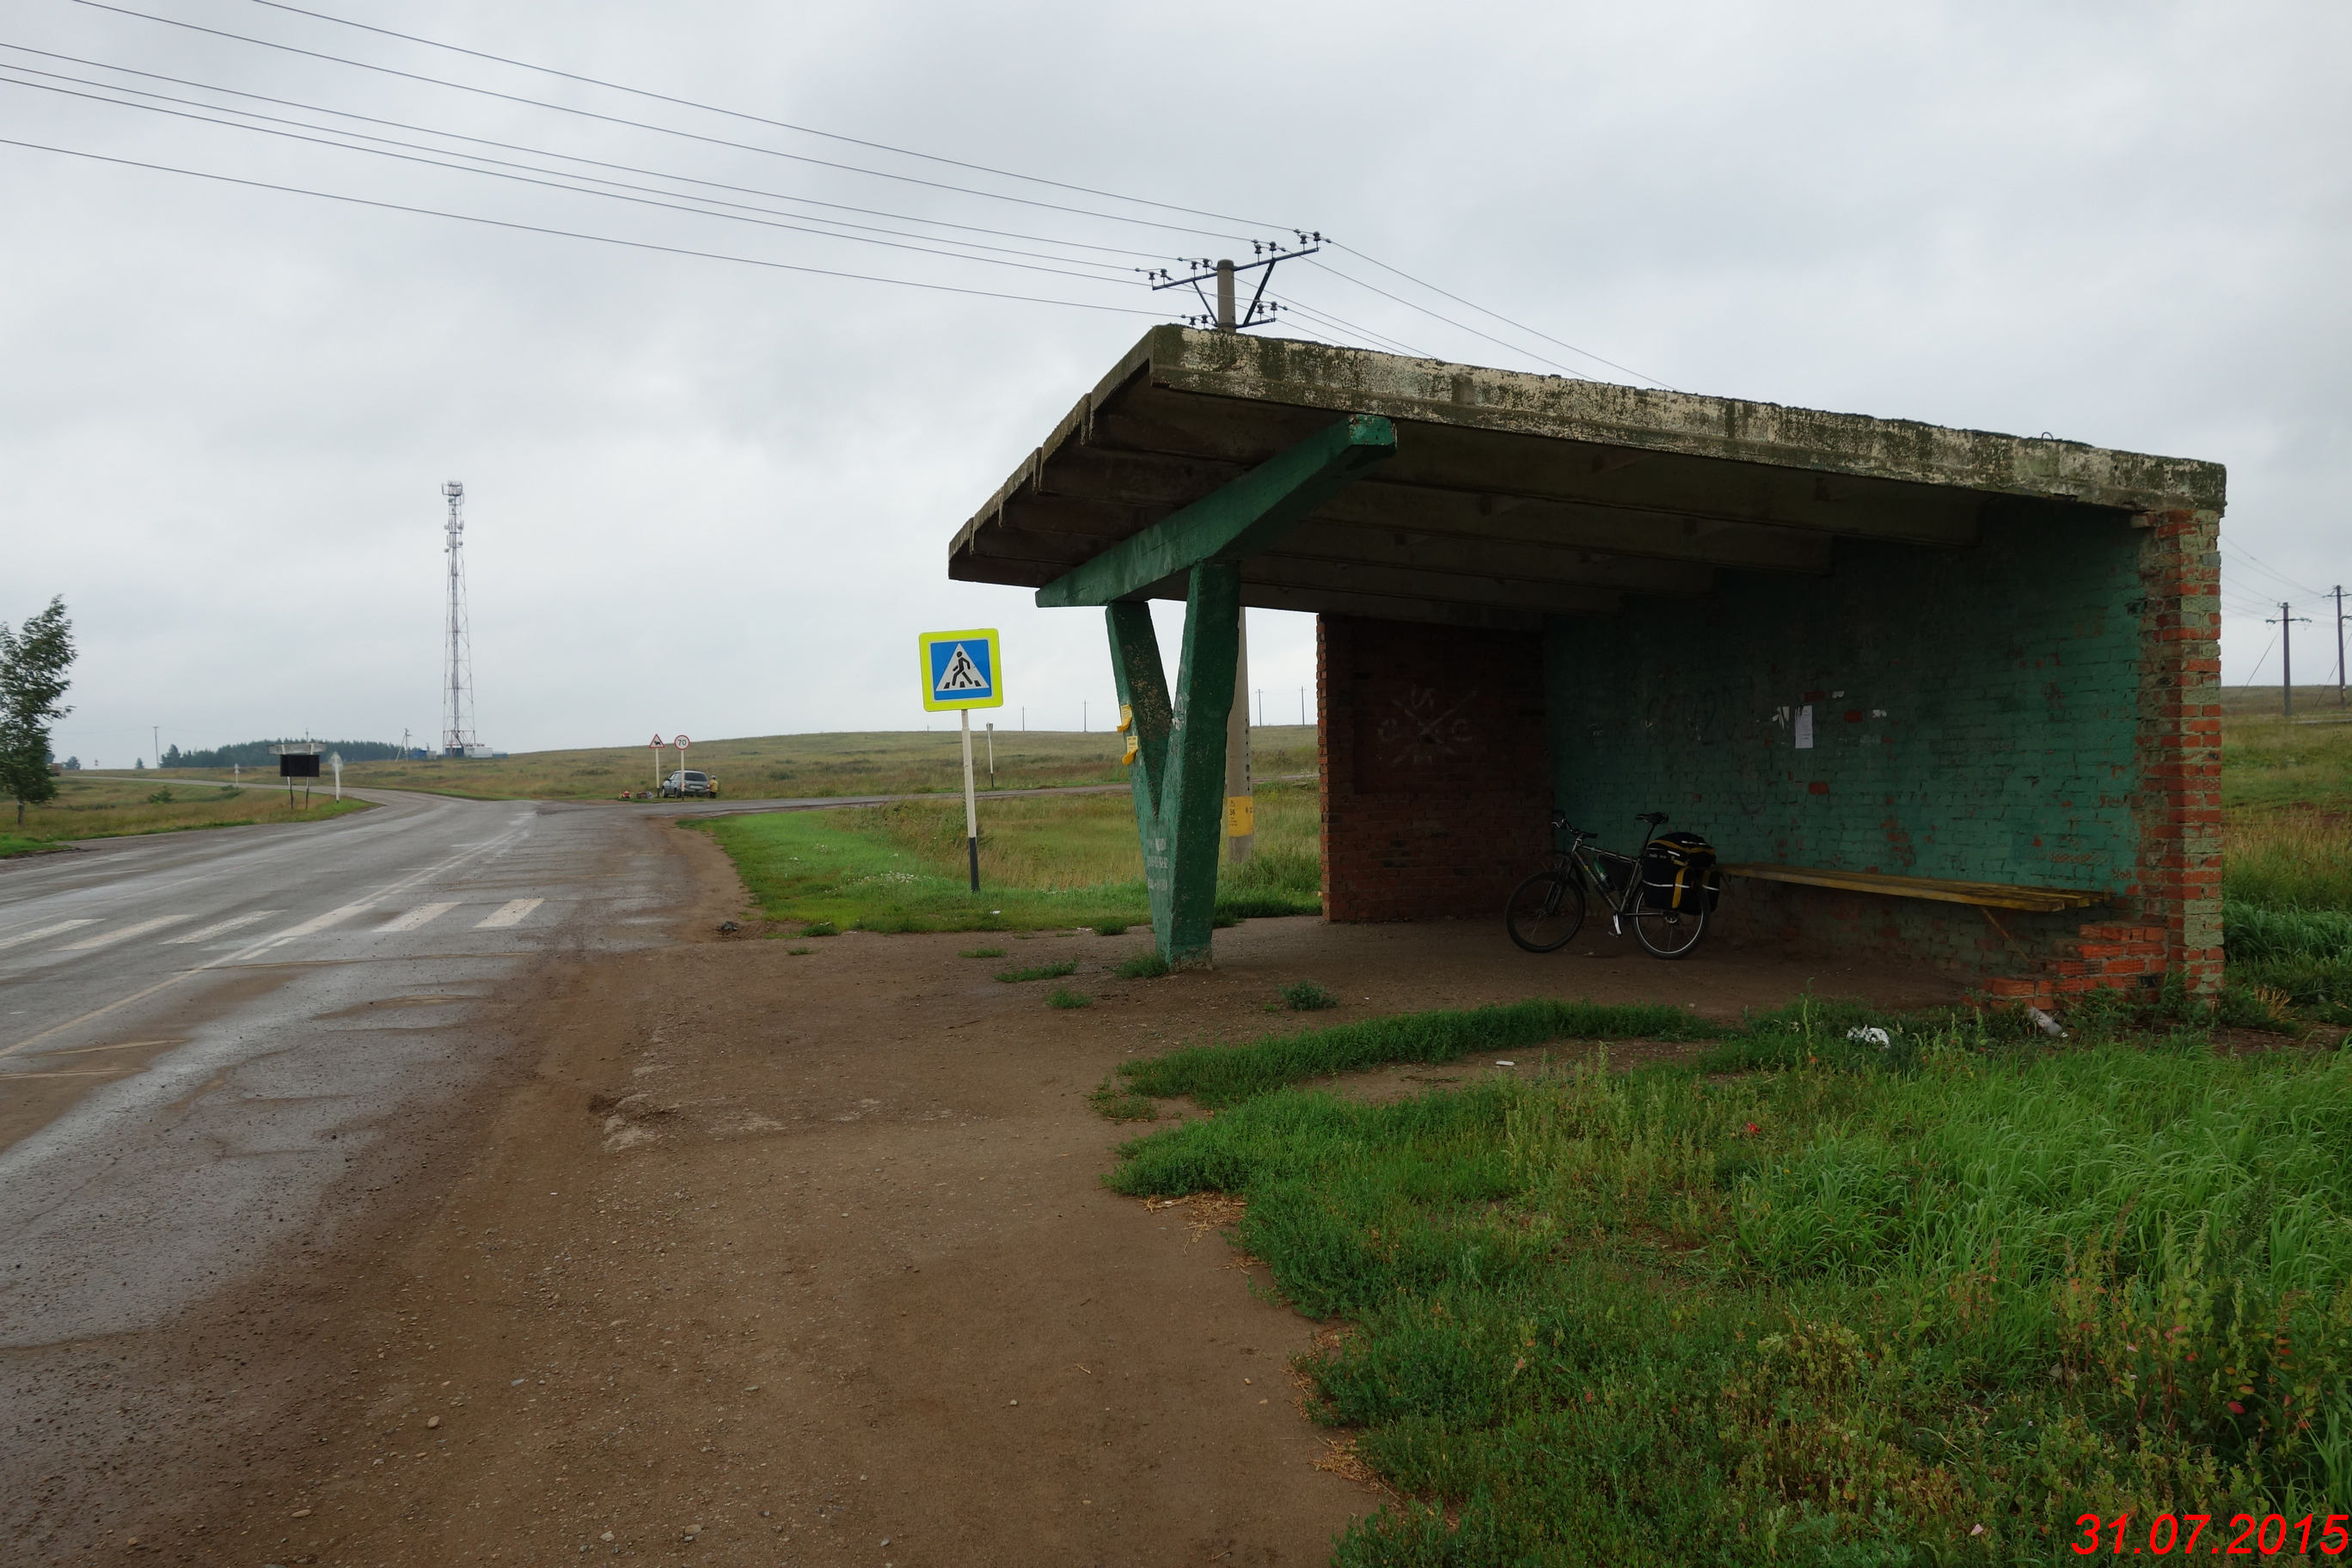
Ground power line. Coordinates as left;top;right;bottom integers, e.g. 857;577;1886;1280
1332;242;1669;388
1307;258;1609;381
1269;296;1435;358
0;41;1177;263
242;0;1289;232
70;0;1278;242
72;3;1662;388
2236;626;2280;688
2220;542;2325;600
0;70;1148;287
0;135;1176;316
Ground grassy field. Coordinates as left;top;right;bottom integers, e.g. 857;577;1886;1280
2221;711;2352;1021
155;727;1320;804
1;775;368;856
1102;996;2352;1565
692;778;1321;932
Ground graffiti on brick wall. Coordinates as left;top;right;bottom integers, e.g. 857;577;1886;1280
1375;684;1481;772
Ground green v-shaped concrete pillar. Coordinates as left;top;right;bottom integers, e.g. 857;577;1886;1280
1036;413;1396;965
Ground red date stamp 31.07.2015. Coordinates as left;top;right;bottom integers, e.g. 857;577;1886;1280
2073;1511;2348;1556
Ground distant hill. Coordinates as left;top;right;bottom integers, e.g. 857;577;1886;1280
166;738;407;769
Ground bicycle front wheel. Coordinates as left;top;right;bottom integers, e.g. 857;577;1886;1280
1506;870;1585;952
1629;885;1706;959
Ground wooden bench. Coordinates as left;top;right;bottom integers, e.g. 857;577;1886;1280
1720;863;2110;914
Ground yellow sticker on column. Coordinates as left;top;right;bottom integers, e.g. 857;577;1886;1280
1223;795;1255;836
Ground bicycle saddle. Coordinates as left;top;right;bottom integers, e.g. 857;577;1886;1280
1635;812;1668;827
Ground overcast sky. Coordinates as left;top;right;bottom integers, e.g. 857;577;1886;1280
4;0;2345;766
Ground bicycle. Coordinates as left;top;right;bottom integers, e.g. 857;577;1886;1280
1505;810;1710;959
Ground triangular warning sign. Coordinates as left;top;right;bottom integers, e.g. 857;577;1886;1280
935;644;989;692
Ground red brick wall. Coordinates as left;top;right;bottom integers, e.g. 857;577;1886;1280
2132;507;2226;995
1319;615;1552;922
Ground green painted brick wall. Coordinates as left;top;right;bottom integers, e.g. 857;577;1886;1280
1543;505;2144;893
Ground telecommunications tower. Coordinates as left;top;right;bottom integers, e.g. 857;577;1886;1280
440;480;478;758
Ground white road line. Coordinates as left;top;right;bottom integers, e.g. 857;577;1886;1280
0;822;530;1061
162;911;281;945
0;919;100;952
62;915;198;951
473;897;542;929
262;902;376;942
378;902;456;933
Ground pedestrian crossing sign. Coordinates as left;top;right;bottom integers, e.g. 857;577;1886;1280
918;628;1004;712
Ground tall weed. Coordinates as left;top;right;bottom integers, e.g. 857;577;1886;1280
1109;1032;2352;1562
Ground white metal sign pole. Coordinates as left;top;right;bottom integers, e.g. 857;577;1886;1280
961;709;979;891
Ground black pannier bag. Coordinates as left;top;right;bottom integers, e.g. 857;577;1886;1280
1639;830;1722;914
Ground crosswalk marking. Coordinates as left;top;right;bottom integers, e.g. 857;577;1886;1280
474;897;542;929
163;911;281;945
379;902;456;933
264;902;375;942
63;915;197;951
0;919;99;952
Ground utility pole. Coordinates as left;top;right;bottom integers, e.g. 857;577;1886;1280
2335;585;2347;710
2270;602;2312;719
152;725;159;770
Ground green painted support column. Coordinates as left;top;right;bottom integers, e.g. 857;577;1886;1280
1106;564;1243;965
1054;414;1397;965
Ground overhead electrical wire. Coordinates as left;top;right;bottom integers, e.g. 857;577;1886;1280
2236;627;2281;687
1331;242;1669;388
2221;543;2325;601
0;135;1174;315
240;0;1289;232
69;0;1277;242
0;68;1149;285
52;0;1671;383
169;0;1657;383
0;40;1178;263
1267;297;1434;359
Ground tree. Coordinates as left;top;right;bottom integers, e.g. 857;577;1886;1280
0;597;76;827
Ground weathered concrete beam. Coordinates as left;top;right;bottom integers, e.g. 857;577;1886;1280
1089;395;1987;548
1036;416;1396;608
1242;555;1626;616
1121;327;2225;514
1030;444;1838;573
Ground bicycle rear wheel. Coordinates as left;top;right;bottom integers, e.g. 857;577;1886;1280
1505;870;1585;952
1629;885;1706;959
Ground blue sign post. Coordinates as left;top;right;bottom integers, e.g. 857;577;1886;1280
916;629;1005;890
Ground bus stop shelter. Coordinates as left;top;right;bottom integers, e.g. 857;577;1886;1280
946;327;2224;998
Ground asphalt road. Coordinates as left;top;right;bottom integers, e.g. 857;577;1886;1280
0;790;707;1351
0;782;1122;1351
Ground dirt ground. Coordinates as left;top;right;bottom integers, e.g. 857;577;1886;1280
20;827;1966;1567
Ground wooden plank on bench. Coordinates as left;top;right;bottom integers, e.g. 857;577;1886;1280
1720;862;2110;913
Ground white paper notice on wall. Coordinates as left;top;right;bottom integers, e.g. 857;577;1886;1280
1794;704;1815;750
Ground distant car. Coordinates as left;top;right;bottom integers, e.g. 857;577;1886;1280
661;769;718;799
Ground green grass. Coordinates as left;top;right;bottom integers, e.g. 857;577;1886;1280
4;775;370;848
1113;952;1172;980
1106;1012;2352;1563
1113;999;1719;1110
2220;710;2352;815
160;726;1321;803
959;946;1006;959
694;781;1322;934
1047;987;1092;1009
995;959;1077;984
1280;979;1339;1012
